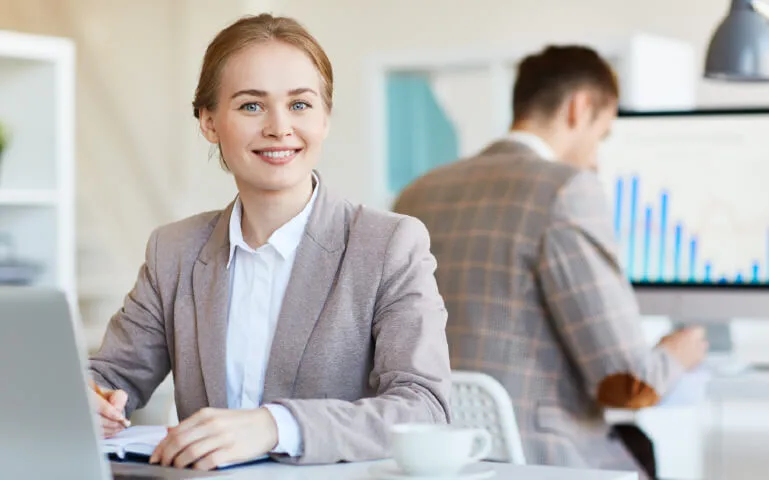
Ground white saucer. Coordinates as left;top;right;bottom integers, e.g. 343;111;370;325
368;460;496;479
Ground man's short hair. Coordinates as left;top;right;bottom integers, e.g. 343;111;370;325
512;45;619;121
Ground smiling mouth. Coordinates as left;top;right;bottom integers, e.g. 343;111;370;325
252;148;302;165
253;148;302;158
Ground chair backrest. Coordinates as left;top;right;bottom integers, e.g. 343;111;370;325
449;370;527;464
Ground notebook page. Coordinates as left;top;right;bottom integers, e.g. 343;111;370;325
102;425;168;458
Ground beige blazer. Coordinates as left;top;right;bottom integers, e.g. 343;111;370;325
393;140;684;478
89;176;451;465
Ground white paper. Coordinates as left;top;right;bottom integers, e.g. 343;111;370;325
102;425;167;459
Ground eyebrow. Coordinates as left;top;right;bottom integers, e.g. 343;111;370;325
231;88;318;99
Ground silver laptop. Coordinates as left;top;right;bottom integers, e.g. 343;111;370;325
0;287;161;479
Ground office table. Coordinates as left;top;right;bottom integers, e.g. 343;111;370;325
706;369;769;479
707;370;769;402
111;460;638;480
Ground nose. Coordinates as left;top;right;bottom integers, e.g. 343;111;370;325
262;109;293;138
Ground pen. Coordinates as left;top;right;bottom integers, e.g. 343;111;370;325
91;381;131;428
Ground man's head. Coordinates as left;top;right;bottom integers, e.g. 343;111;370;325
511;45;619;170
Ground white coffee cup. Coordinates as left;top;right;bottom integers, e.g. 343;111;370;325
389;423;492;476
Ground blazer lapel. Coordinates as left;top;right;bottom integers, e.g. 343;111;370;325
263;177;346;401
192;202;234;409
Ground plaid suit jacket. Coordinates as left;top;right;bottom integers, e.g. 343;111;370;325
393;139;685;476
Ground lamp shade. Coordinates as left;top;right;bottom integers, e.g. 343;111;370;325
704;0;769;81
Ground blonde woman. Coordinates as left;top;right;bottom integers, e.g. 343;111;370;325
89;14;450;470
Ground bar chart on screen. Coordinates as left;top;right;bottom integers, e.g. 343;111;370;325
609;173;769;284
597;111;769;286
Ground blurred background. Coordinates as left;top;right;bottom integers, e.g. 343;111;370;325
3;1;769;478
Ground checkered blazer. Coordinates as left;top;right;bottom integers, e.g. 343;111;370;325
393;140;685;476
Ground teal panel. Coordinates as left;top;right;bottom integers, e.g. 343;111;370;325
386;73;459;193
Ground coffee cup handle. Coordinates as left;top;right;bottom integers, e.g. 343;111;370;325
467;428;493;463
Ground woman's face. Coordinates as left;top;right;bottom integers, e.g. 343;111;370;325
199;40;329;194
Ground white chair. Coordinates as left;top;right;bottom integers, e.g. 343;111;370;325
450;370;527;465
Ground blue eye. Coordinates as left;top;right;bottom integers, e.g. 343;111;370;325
240;103;262;112
291;101;310;111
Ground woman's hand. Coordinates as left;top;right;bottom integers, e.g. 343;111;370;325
90;381;130;438
149;407;278;470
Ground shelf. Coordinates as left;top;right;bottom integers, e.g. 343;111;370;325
0;188;59;206
0;30;74;64
0;29;77;321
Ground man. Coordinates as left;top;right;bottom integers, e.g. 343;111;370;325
393;45;707;478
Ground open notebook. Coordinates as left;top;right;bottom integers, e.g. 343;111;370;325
102;425;167;460
102;426;270;469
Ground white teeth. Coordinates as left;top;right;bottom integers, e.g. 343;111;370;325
259;150;296;158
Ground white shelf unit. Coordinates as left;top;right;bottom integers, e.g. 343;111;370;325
0;30;77;321
0;188;60;206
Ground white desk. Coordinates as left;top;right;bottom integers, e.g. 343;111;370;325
705;369;769;479
707;369;769;402
111;460;638;480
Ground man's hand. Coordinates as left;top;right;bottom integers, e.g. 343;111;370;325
90;381;130;438
149;407;278;470
658;326;709;370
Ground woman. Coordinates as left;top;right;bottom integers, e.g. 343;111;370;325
89;13;451;471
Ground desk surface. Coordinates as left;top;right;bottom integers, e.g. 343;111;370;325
110;460;638;480
708;370;769;401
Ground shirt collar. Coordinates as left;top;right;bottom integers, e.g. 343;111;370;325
507;130;556;161
227;173;319;267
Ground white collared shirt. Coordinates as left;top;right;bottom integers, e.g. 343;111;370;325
507;130;556;161
225;175;319;457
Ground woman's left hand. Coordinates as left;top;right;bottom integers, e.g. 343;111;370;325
149;407;278;470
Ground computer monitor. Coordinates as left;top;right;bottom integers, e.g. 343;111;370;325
597;108;769;321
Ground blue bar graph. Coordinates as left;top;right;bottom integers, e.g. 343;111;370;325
752;262;760;283
627;176;639;278
689;237;697;282
643;207;652;281
612;174;769;284
658;192;668;281
673;224;682;280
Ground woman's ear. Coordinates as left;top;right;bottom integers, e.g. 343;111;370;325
199;108;219;144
